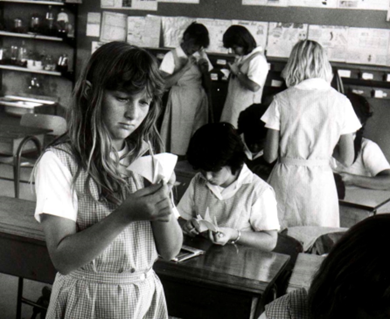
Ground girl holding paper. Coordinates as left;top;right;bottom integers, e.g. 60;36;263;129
34;42;182;319
177;122;279;251
160;22;212;157
220;25;269;127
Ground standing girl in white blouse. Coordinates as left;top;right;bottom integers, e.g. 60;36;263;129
261;40;361;229
220;25;269;127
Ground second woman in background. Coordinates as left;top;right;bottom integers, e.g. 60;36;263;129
262;40;361;229
159;22;212;157
220;25;269;127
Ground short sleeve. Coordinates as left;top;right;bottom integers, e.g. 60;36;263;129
177;176;197;220
261;99;280;131
159;51;175;75
340;98;362;135
247;54;269;86
250;187;280;231
34;151;78;222
362;141;390;176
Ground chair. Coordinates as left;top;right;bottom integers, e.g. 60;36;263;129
0;113;67;199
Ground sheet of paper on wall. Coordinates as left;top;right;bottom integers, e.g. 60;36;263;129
100;11;127;42
267;22;308;58
87;13;101;37
232;20;268;51
346;28;389;66
158;0;199;3
101;0;115;7
308;25;348;62
161;16;195;48
131;0;158;11
288;0;337;8
126;153;178;184
91;41;104;54
242;0;288;7
127;15;161;47
196;18;231;54
338;0;389;10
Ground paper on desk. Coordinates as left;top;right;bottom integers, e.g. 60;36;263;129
196;208;219;233
126;153;178;184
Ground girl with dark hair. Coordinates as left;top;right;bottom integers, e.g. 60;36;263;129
262;40;361;229
332;92;390;190
34;42;182;319
261;214;390;319
220;25;269;127
160;22;213;157
177;122;279;251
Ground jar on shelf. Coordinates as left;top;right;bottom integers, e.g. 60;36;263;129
29;14;40;34
10;45;18;64
16;41;28;67
13;18;23;33
56;53;68;73
43;54;56;71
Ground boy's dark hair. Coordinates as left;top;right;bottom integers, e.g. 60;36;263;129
223;25;256;55
346;92;373;163
237;103;269;144
183;22;210;48
308;214;390;318
187;122;246;174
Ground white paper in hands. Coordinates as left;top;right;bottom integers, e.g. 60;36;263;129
196;208;219;233
126;153;178;184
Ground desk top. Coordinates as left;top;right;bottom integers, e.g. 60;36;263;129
0;196;42;241
340;186;390;212
154;236;290;295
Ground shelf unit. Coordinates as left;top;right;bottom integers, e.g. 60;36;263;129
0;0;78;95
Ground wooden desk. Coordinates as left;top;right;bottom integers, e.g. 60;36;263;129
0;196;290;319
287;253;324;293
0;196;56;284
0;124;51;155
155;236;290;319
339;186;390;227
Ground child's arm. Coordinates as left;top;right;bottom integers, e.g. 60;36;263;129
264;128;279;164
333;133;354;167
209;228;277;251
161;57;196;88
339;169;390;190
41;183;176;275
229;62;260;92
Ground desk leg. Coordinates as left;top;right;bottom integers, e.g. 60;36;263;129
16;277;23;319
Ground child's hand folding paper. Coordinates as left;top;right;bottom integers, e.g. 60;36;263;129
196;208;219;233
126;153;178;184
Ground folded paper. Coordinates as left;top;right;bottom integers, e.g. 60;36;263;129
196;208;219;233
127;153;178;184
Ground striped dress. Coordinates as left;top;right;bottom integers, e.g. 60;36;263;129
44;144;168;319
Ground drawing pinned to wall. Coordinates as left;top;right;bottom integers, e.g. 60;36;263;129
289;0;337;8
346;28;389;65
338;0;389;10
266;22;308;58
232;20;268;50
308;25;348;62
158;0;199;3
196;18;232;54
100;11;127;42
87;12;101;37
127;15;161;48
101;0;158;11
161;16;195;48
242;0;288;6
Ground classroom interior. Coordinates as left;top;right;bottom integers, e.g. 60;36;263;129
0;0;390;318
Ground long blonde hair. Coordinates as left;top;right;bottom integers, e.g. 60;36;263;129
53;42;164;202
282;40;333;87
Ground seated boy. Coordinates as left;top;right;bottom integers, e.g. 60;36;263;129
237;103;275;181
177;122;280;251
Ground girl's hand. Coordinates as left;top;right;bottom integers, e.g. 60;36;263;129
118;183;172;223
183;56;196;71
209;227;237;246
339;172;355;186
197;58;209;73
182;218;201;237
228;62;239;75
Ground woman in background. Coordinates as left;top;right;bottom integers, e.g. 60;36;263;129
220;25;269;127
261;214;390;319
261;40;361;229
160;22;212;157
332;92;390;190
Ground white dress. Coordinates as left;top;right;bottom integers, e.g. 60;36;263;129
220;46;269;127
261;78;361;229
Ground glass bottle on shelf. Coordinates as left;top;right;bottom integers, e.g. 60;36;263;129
10;45;18;65
29;14;40;34
56;53;68;73
56;8;69;38
44;54;55;71
17;41;28;67
45;5;55;36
